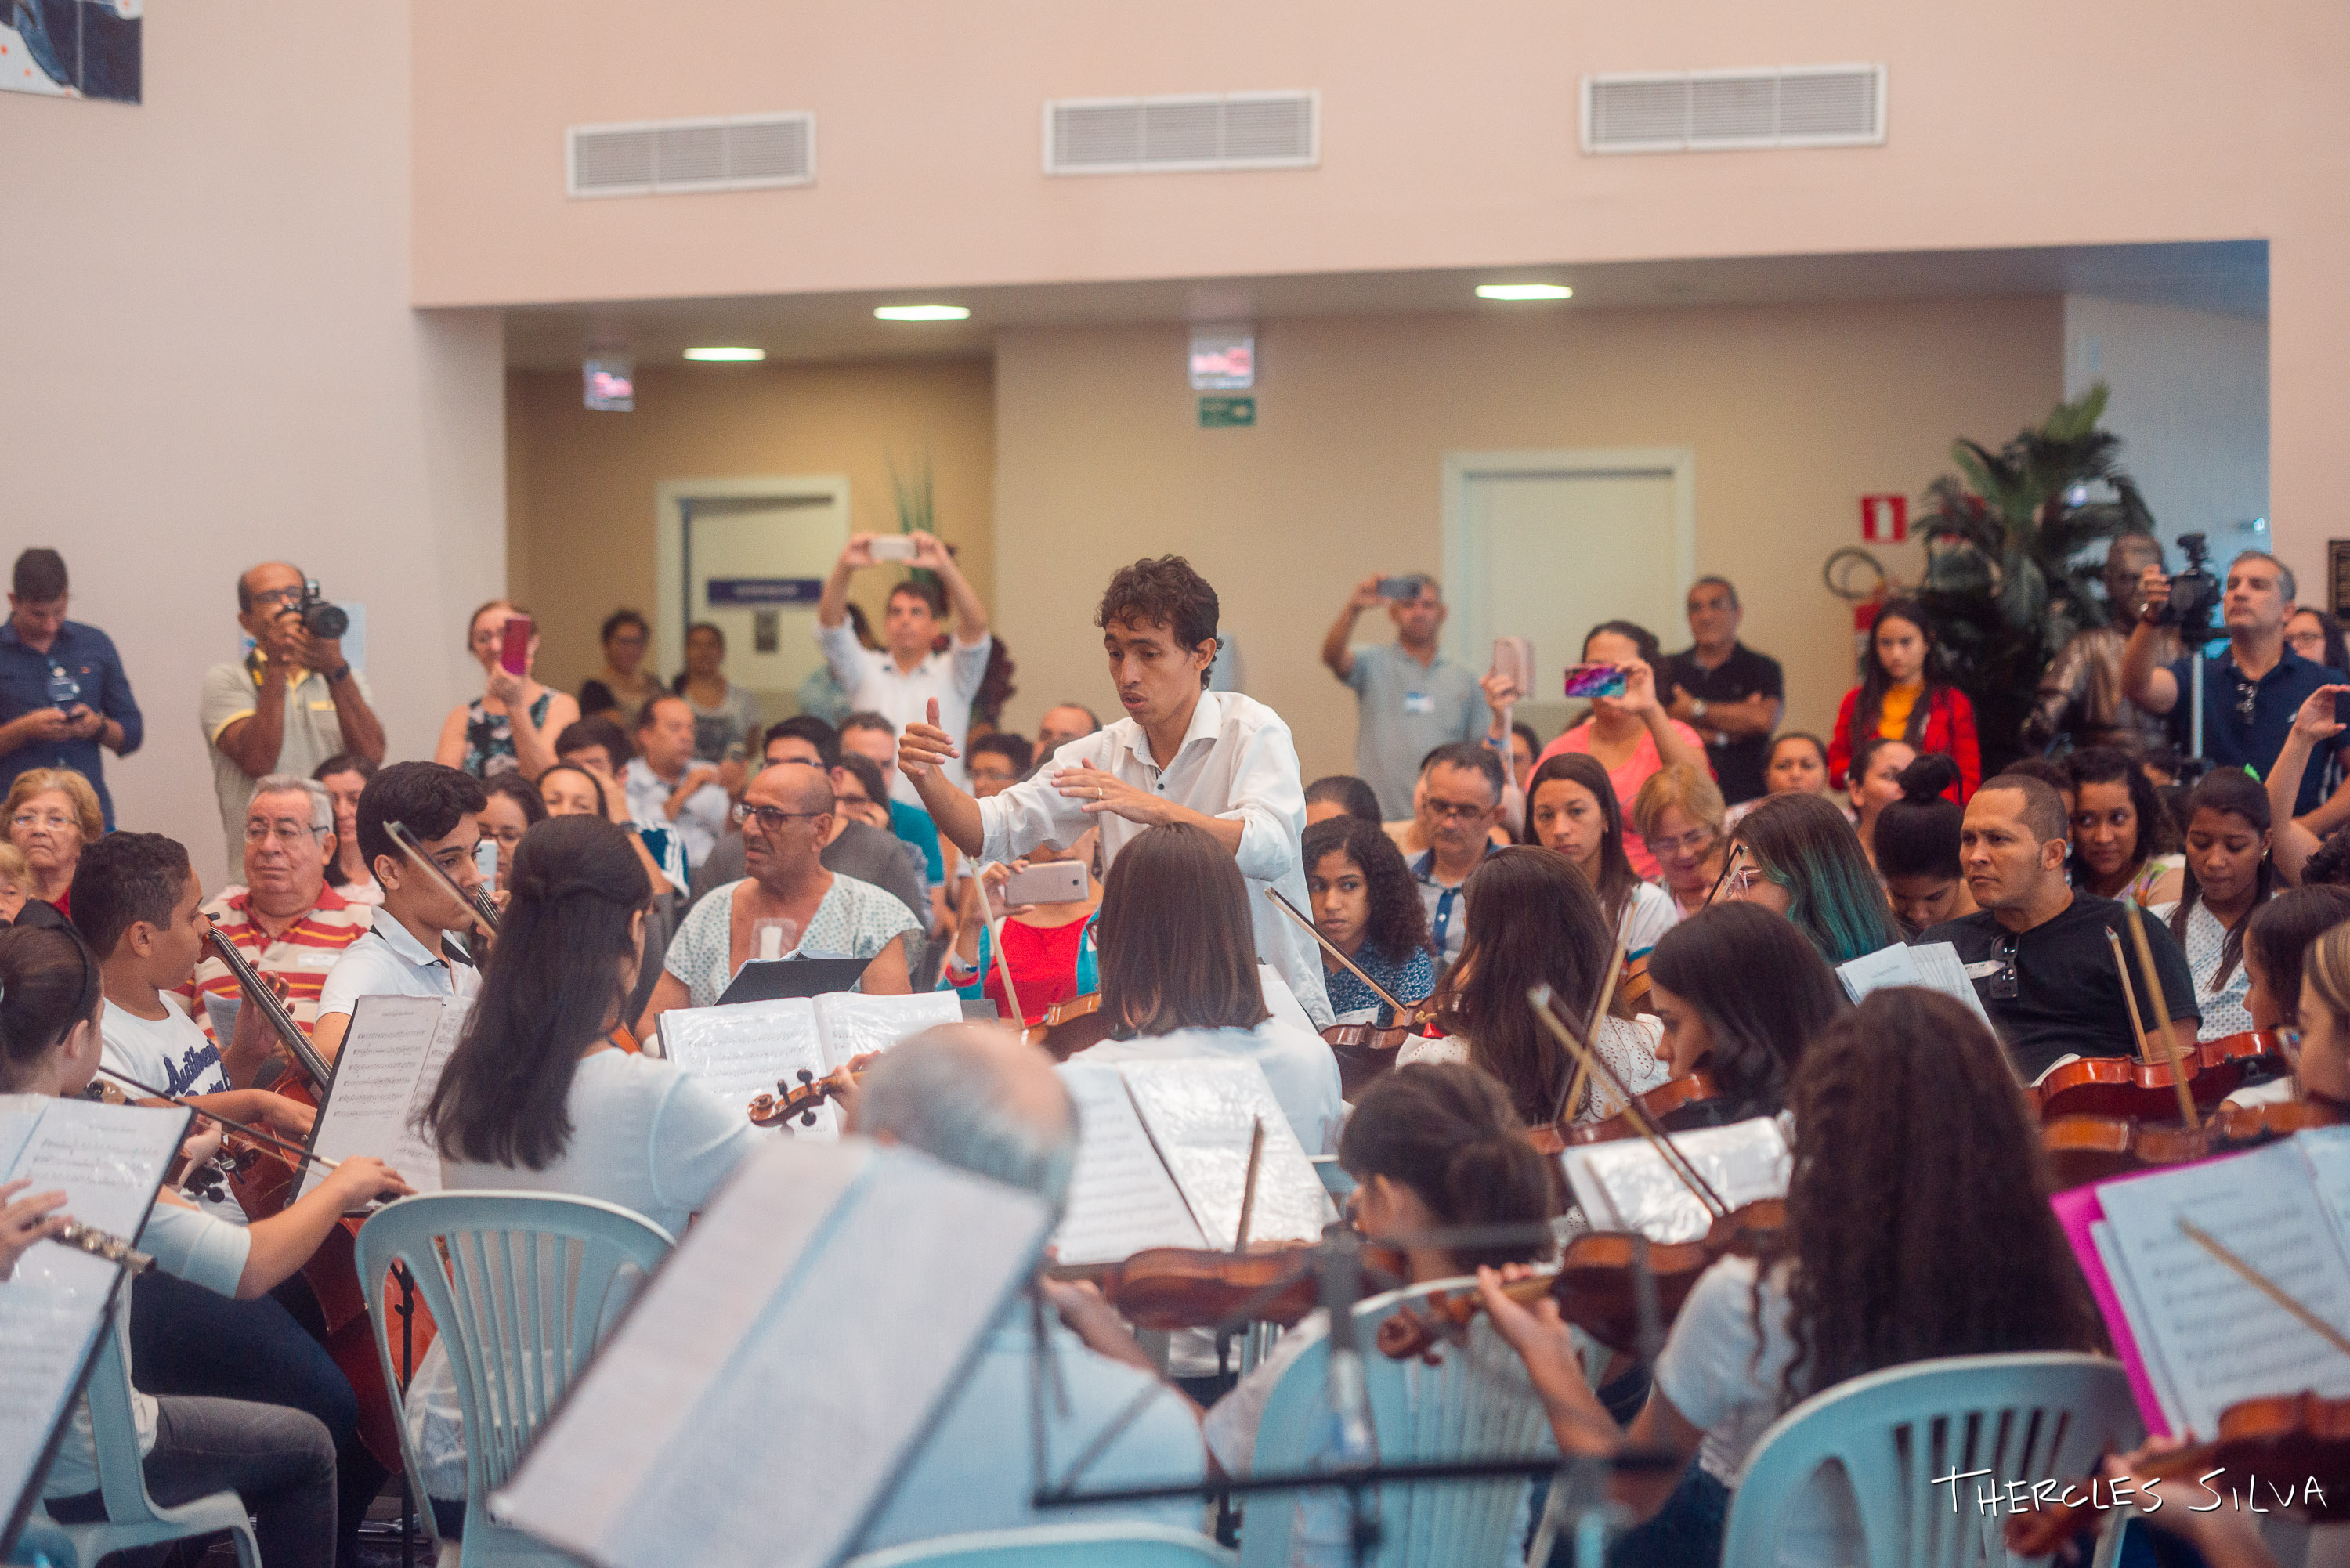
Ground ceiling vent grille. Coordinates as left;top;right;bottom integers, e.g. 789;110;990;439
1044;91;1318;175
1582;66;1883;154
567;112;814;197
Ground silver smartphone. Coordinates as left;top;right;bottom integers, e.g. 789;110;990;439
1490;636;1534;701
869;534;919;562
473;838;498;894
1003;861;1088;905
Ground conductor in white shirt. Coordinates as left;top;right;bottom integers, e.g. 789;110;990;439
898;555;1335;1026
817;531;992;806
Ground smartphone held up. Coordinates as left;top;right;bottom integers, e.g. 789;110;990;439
1561;662;1629;699
498;615;533;676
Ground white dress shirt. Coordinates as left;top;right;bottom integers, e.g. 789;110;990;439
622;756;730;869
314;916;480;1022
818;617;992;804
977;690;1333;1026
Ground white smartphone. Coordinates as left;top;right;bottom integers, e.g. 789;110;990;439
869;534;919;562
1490;637;1534;701
1003;861;1088;905
473;838;498;894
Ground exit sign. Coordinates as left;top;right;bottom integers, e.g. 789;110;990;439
1198;396;1256;428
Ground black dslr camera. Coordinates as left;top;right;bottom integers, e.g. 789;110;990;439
2156;532;2221;641
295;579;349;641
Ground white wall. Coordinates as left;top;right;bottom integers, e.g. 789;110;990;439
2063;295;2270;569
0;2;506;883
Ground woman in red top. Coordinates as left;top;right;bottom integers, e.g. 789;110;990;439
941;830;1101;1024
1825;598;1979;803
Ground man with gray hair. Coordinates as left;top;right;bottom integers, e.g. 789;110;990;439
1321;573;1488;818
843;1026;1209;1553
174;772;374;1071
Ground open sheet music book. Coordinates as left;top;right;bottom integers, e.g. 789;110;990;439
295;994;473;1201
1835;941;1996;1031
1559;1116;1791;1245
0;1095;187;1549
2058;1128;2350;1438
658;990;964;1139
1052;1057;1336;1266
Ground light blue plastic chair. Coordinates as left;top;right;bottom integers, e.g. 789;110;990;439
1310;1158;1358;1200
843;1522;1237;1566
27;1308;262;1567
1721;1352;2143;1568
1238;1277;1555;1568
356;1191;675;1568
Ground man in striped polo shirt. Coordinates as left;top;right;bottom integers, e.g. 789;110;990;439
175;771;373;1077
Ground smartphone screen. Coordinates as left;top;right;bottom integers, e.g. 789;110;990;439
1562;662;1628;699
1490;637;1533;699
499;615;533;675
870;535;919;563
473;838;499;894
1003;862;1088;905
1375;576;1419;602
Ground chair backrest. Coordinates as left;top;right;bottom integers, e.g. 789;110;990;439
1721;1352;2142;1568
85;1302;171;1524
1238;1277;1554;1568
355;1190;675;1553
843;1521;1237;1566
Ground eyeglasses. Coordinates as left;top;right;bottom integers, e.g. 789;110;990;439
1649;826;1719;857
483;825;526;847
1423;800;1494;823
10;811;75;833
733;803;828;832
248;584;303;612
244;821;327;846
1987;934;2020;1000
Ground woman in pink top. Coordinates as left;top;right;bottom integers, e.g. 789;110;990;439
1532;620;1713;880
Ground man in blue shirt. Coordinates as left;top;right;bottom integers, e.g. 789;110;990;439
0;549;141;829
2120;548;2344;815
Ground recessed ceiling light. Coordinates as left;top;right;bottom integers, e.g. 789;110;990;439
682;346;766;362
1476;284;1573;302
874;305;971;322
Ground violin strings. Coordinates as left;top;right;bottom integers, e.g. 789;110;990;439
98;1068;336;1173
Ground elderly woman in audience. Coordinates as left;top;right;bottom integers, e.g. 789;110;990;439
2066;745;2180;904
1531;620;1711;879
1524;752;1678;959
1844;734;1918;868
5;767;99;918
1632;764;1729;919
1302;814;1434;1026
1827;597;1979;800
313;752;381;905
435;598;579;781
578;607;666;729
1870;755;1976;935
1724;732;1846;829
1726;793;1904;965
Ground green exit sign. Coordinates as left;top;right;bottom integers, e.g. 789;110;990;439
1198;395;1256;428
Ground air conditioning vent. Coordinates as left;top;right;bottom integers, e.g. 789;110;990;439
1045;91;1318;175
567;113;814;197
1583;66;1883;154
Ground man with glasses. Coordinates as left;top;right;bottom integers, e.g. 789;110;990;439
1918;772;2199;1082
203;561;385;872
177;775;373;1062
1409;743;1505;966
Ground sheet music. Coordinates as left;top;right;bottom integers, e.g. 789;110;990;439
0;1281;113;1530
2092;1219;2187;1436
2098;1141;2350;1435
1050;1064;1206;1264
1560;1117;1791;1245
812;991;962;1071
298;995;446;1200
2295;1125;2350;1255
7;1096;190;1243
1118;1057;1334;1249
1836;941;1995;1031
658;998;834;1136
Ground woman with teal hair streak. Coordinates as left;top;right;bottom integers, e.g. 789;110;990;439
1723;793;1904;964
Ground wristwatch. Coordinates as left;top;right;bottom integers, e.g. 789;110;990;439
326;663;352;685
1690;698;1709;721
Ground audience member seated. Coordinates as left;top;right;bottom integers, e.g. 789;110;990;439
313;761;490;1062
538;761;676;901
1524;753;1677;960
1033;702;1101;761
2288;605;2350;674
1409;742;1505;966
1508;720;1541;794
1632;764;1728;919
1661;576;1785;807
1828;598;1979;801
478;771;547;890
1403;845;1668;1129
671;621;762;791
313;752;381;905
843;710;948;888
940;829;1101;1024
1725;793;1904;966
1067;822;1343;1154
964;731;1032;798
1302;815;1434;1026
180;775;374;1055
5;765;99;916
2004;756;2077;822
2149;768;2276;1040
1644;902;1846;1121
1919;773;2198;1082
1304;773;1383;826
643;763;918;1018
1871;754;1976;935
2223;887;2350;1108
685;724;927;927
1321;574;1488;819
436;598;577;781
407;815;758;1540
1844;735;1918;867
816;532;992;805
1481;989;2102;1568
553;714;631;779
577;608;665;730
2066;745;2181;905
845;1026;1209;1552
624;694;729;873
1724;732;1845;829
1531;620;1711;879
0;841;66;928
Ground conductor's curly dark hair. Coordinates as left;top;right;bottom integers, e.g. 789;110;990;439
1302;815;1432;959
1097;556;1219;688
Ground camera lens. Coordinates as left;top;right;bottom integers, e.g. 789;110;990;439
304;602;349;640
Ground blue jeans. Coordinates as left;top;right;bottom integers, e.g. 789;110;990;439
48;1394;336;1566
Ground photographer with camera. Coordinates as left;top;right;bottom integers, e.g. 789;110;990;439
202;562;385;870
2120;539;2342;815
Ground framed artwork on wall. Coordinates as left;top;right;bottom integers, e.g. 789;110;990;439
2;0;140;103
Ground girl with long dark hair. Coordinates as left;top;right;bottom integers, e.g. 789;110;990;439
1522;753;1677;959
1301;814;1433;1026
1725;793;1904;965
1825;599;1979;803
2152;768;2276;1040
1643;903;1846;1120
2066;745;2181;905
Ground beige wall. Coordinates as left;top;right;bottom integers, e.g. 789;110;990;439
0;2;505;885
994;298;2063;781
507;360;996;695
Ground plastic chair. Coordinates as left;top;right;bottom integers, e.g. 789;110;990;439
356;1191;675;1567
1721;1352;2143;1568
5;1514;75;1567
842;1522;1238;1566
1310;1158;1358;1199
31;1309;261;1567
1238;1277;1554;1568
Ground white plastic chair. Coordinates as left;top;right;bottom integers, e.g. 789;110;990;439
842;1522;1238;1566
1238;1277;1555;1568
29;1310;262;1567
356;1191;675;1568
1721;1352;2143;1568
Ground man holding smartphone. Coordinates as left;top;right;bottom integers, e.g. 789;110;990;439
1320;574;1487;818
815;531;992;807
0;548;142;829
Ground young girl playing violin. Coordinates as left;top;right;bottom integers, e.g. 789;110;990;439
1522;752;1678;961
1643;903;1846;1122
2217;887;2350;1113
2;923;410;1568
1475;989;2102;1568
940;829;1102;1025
1300;815;1433;1026
2151;768;2275;1040
2283;917;2350;1116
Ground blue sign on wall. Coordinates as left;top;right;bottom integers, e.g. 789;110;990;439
707;577;823;606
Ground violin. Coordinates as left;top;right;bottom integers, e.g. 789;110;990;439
744;1053;882;1129
1321;1003;1437;1100
2041;1097;2349;1190
2032;1029;2290;1123
1048;1237;1411;1333
1556;1070;1733;1150
1021;992;1114;1062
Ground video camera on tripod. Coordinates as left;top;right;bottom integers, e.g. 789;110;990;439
2153;532;2221;643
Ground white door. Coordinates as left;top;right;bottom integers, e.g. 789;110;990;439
1443;450;1694;739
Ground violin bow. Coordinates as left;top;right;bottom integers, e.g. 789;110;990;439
1266;887;1410;1018
1233;1118;1265;1253
2121;898;2200;1131
385;820;497;938
2178;1218;2350;1357
2103;927;2152;1063
1557;932;1630;1126
1529;985;1728;1219
985;913;1027;1026
97;1068;341;1174
1701;840;1748;909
